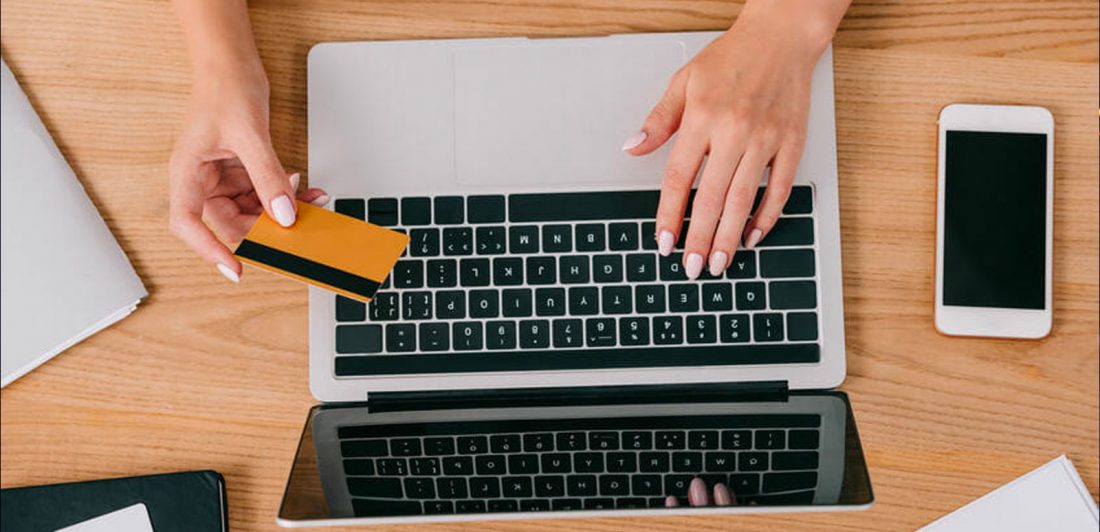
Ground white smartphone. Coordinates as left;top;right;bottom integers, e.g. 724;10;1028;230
935;103;1054;339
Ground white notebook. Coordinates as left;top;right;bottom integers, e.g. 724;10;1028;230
921;455;1099;531
0;57;147;387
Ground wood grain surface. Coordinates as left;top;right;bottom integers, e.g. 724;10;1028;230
1;1;1097;531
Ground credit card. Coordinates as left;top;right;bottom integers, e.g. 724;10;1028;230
234;201;409;302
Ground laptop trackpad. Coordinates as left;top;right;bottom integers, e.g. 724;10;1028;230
454;40;685;188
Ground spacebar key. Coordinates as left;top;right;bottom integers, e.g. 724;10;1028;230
509;191;660;222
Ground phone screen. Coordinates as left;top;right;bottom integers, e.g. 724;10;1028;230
943;131;1047;310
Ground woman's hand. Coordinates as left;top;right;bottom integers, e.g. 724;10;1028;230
665;477;735;507
624;0;848;279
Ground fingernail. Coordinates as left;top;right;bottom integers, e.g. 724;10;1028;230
289;172;300;191
216;263;240;283
309;194;331;207
664;495;680;508
688;477;709;507
271;195;296;227
713;483;732;506
621;130;647;151
685;253;704;280
709;251;728;277
657;231;675;256
744;228;763;249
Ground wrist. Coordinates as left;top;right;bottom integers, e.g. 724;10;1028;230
731;0;845;60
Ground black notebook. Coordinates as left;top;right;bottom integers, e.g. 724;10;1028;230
0;470;228;532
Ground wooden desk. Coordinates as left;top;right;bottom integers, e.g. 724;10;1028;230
1;1;1097;530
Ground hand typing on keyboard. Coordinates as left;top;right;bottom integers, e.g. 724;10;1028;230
622;0;849;279
664;477;735;507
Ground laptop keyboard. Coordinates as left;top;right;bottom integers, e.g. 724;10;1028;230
332;187;821;376
337;414;823;516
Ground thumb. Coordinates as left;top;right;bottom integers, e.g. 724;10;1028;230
623;68;687;156
237;135;297;227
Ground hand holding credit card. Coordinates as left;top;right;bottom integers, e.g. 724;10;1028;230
234;201;409;302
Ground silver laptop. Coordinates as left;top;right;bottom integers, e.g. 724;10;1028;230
279;32;871;526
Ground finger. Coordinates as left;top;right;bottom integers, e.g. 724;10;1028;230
713;483;733;506
624;68;687;155
664;495;680;508
654;126;707;256
745;137;803;248
169;154;241;282
235;135;297;227
711;146;772;268
682;135;744;279
687;477;710;507
205;196;259;242
298;187;330;207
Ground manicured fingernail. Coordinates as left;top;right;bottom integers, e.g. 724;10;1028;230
685;253;704;280
271;195;296;227
621;130;647;151
310;194;331;207
664;495;679;508
289;172;300;191
713;483;732;506
744;228;763;249
709;251;728;277
688;477;709;507
216;263;240;283
657;231;675;256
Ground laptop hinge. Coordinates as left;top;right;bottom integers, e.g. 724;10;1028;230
364;381;789;413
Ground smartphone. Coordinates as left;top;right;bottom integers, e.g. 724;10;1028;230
935;104;1053;339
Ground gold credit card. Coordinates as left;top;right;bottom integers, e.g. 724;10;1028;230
234;201;409;302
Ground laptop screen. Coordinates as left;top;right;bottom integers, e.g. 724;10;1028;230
278;391;873;524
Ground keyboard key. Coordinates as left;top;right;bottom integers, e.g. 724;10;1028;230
784;186;813;214
735;281;766;310
468;289;499;318
347;477;403;498
656;431;685;449
535;475;566;497
334;198;365;220
470;476;502;498
599;475;630;496
508;454;539;474
424;500;454;514
520;499;550;512
342;439;388;457
639;452;669;472
585;318;616;347
401;197;431;226
424;437;455;456
664;475;693;495
453;322;484;350
393;260;424;289
493;258;524;286
701;283;733;311
618;498;648;509
568;287;599;315
632;475;663;496
722;430;752;450
608;222;639;250
436;477;468;499
442;456;473;475
585;498;613;510
525;257;556;284
377;458;408;476
685;315;717;344
763;472;817;493
788;430;820;450
475;226;506;255
728;473;760;494
534;288;566;316
759;217;814;246
509;226;540;253
502;289;533;317
719;314;751;343
485;321;517;350
386;324;417;352
558;256;590;284
541;225;572;252
740;452;769;471
705;452;737;472
455;500;486;513
490;434;521;453
401;457;436;475
753;313;785;342
367;198;398;226
635;285;666;313
508;191;659;222
433;196;463;224
475;456;506;476
574;453;604;473
619;317;649;346
458;436;488;454
770;280;817;310
726;250;757;279
336;324;383;354
653;316;683;344
773;451;819;470
502;476;533;497
336;296;366;322
552;499;582;511
688;430;720;450
659;253;687;280
435;291;465;319
588;432;619;451
623;431;652;450
600;286;632;315
671;452;703;472
442;227;472;255
467;195;505;223
606;452;637;472
787;312;819;341
426;259;456;287
592;255;623;283
556;432;587;451
760;248;815;278
401;292;432;320
641;221;658;250
344;458;375;476
575;224;606;251
626;253;657;282
541;453;571;473
523;433;554;452
460;258;491;286
404;477;436;498
552;319;584;348
519;320;550;348
756;430;786;450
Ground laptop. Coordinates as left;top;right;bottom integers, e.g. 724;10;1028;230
278;32;872;526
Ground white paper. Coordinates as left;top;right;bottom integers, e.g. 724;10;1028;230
55;503;154;532
921;455;1099;532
